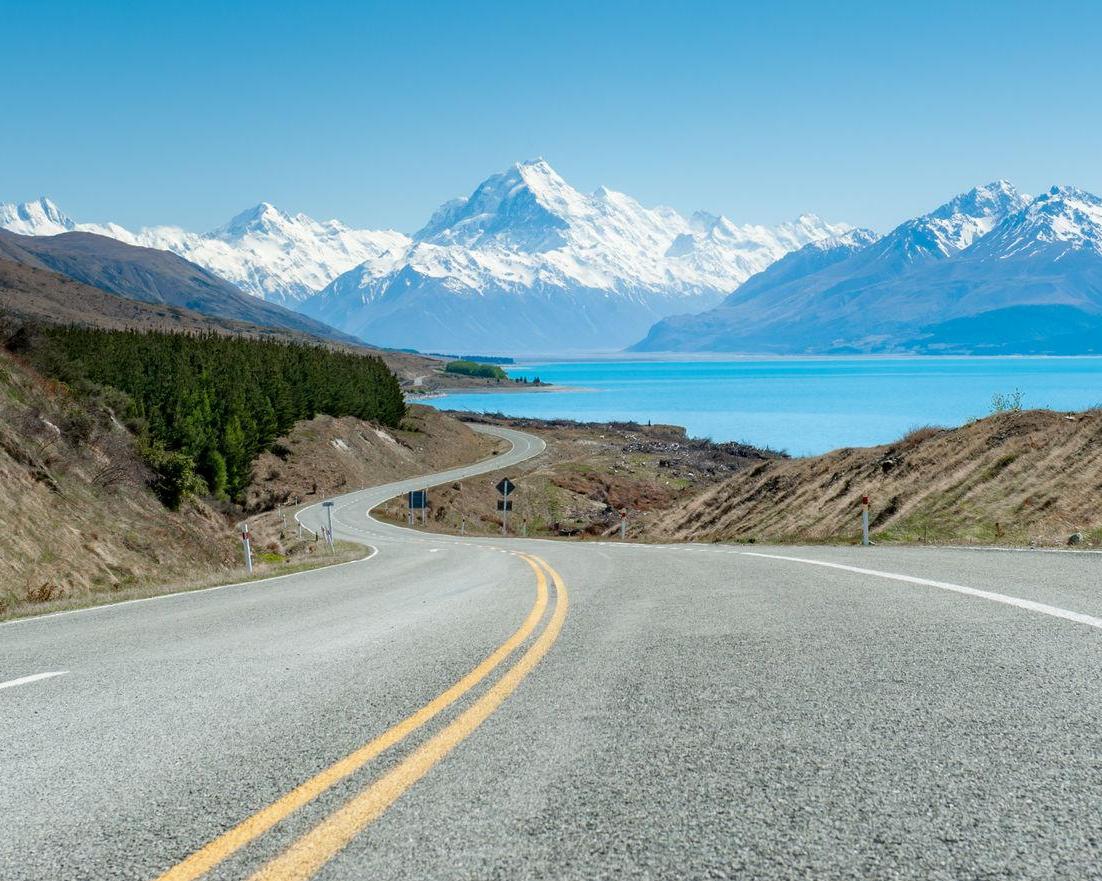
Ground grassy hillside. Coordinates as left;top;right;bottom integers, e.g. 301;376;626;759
0;332;497;619
0;345;238;618
646;409;1102;547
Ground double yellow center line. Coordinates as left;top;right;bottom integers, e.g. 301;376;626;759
155;553;568;881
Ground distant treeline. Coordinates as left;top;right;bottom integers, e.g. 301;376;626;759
25;326;405;506
426;353;514;365
444;360;509;380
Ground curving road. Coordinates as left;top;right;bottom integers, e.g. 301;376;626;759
2;425;1102;880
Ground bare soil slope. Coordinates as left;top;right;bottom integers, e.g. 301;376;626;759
646;409;1102;547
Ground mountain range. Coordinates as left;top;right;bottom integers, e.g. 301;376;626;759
634;182;1102;354
1;160;848;352
300;160;848;352
5;165;1102;355
0;196;407;305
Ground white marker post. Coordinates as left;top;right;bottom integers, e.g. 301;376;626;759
502;483;510;535
620;509;627;540
861;495;870;546
240;522;254;574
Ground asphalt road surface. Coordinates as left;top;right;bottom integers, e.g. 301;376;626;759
3;425;1101;881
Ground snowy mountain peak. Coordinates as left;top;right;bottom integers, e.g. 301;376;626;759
929;180;1027;225
212;202;295;238
972;184;1102;259
0;196;76;235
413;158;575;250
872;180;1030;263
809;227;880;252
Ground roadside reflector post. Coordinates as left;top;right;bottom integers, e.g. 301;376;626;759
620;508;627;540
239;522;253;574
861;495;870;546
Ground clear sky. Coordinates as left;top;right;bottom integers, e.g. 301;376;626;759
3;0;1100;235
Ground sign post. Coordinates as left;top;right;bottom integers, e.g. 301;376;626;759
496;478;516;535
408;490;427;526
861;495;870;546
239;522;253;574
322;501;335;550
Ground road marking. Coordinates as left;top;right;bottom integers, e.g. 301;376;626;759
1;550;378;630
153;555;550;881
247;554;569;881
743;552;1102;630
0;671;68;691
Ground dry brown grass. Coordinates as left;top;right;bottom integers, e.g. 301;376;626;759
645;409;1102;547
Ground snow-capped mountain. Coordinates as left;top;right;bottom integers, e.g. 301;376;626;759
634;181;1102;355
0;197;408;304
967;185;1102;260
0;197;78;236
300;159;850;352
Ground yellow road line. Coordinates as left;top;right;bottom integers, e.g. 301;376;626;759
154;555;549;881
247;554;569;881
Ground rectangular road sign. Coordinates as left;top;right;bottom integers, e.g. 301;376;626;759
408;490;427;509
496;478;516;496
497;499;513;511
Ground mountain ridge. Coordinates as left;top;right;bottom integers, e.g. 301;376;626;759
2;161;851;352
0;227;364;345
299;159;850;352
633;181;1102;355
0;197;408;305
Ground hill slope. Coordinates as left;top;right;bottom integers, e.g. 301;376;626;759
0;228;361;344
0;257;329;339
645;409;1102;546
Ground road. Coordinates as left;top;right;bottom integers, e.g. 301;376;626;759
3;424;1101;880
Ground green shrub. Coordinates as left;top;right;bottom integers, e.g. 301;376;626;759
444;360;508;380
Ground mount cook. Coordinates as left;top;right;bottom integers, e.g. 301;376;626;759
1;160;849;352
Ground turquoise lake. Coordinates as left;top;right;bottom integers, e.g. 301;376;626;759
429;358;1102;456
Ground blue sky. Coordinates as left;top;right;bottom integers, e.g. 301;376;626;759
3;0;1100;234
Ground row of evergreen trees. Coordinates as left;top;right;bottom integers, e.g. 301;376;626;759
29;326;405;506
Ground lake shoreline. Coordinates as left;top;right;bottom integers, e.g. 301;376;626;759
425;356;1102;456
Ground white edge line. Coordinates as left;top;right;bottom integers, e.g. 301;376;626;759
0;671;69;691
742;552;1102;631
0;548;378;630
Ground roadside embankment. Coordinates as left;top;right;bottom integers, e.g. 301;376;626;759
378;408;1102;550
645;408;1102;547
